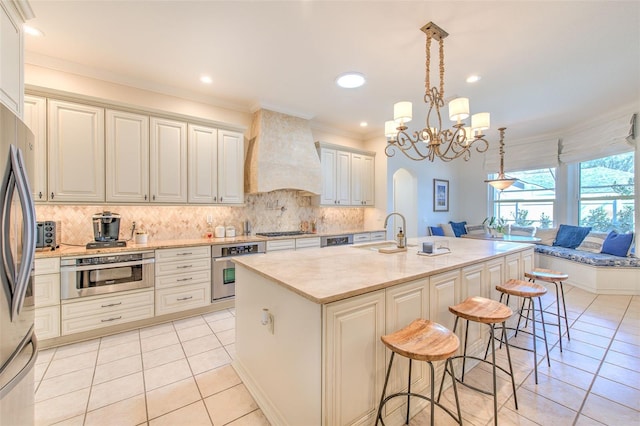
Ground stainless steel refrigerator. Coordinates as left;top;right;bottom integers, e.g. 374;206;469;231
0;103;37;426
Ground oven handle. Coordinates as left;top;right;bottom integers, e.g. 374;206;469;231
60;258;155;272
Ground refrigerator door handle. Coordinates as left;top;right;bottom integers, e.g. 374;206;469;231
11;146;35;318
0;328;38;399
0;154;17;302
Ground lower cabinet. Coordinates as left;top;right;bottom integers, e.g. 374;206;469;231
61;289;154;335
154;246;211;315
34;258;61;339
295;237;321;249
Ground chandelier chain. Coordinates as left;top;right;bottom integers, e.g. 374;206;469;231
439;37;444;99
425;32;431;95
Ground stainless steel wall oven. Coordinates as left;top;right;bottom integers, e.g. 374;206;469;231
60;251;155;300
212;241;265;301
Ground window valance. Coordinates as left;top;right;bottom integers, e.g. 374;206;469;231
483;135;559;173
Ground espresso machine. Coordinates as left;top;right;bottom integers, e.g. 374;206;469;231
86;211;127;249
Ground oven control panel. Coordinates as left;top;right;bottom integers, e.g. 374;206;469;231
212;241;266;258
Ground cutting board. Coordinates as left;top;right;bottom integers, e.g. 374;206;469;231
378;247;407;254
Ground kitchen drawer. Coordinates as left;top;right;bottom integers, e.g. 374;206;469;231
155;257;210;277
34;273;60;307
353;233;371;243
35;305;60;340
155;282;210;315
155;269;211;290
370;231;386;242
61;289;154;319
155;246;210;262
34;257;60;275
295;237;321;249
62;304;154;335
266;239;295;252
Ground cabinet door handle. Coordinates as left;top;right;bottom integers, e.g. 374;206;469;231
220;197;223;202
177;252;192;256
101;302;122;308
177;265;193;269
177;296;193;301
50;192;54;199
177;277;193;282
153;195;156;201
38;191;42;199
214;196;217;202
101;316;122;322
144;194;147;200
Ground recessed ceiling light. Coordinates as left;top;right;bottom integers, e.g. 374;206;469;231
336;72;366;89
360;121;368;127
200;75;213;84
23;25;43;37
466;75;481;83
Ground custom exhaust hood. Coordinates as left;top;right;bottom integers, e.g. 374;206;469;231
245;109;322;194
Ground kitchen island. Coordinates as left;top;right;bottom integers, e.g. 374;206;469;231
232;236;534;426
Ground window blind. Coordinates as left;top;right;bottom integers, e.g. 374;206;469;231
559;111;637;164
483;135;559;173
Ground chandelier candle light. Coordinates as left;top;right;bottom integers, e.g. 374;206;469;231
485;127;517;190
385;22;490;162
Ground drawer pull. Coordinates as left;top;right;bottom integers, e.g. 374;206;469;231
101;302;122;308
177;265;193;269
177;277;193;282
101;316;122;323
177;252;193;256
177;296;193;301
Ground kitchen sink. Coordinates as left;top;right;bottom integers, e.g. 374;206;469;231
352;241;417;252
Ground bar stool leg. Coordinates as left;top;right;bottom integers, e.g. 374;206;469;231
536;296;551;367
461;320;470;381
376;352;395;425
530;296;539;384
559;281;571;342
501;321;518;410
490;324;498;426
552;282;564;352
446;358;463;424
406;359;412;425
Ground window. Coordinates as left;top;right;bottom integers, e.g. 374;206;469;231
490;168;556;228
579;152;635;232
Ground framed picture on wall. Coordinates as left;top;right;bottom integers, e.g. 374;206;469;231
433;179;449;212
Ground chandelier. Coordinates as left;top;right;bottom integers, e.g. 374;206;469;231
485;127;517;190
385;22;490;162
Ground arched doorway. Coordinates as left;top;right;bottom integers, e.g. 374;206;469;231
392;168;418;238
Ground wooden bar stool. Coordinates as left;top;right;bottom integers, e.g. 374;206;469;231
491;279;551;384
376;319;462;426
438;296;518;426
524;268;570;352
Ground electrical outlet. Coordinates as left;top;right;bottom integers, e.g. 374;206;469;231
206;214;212;224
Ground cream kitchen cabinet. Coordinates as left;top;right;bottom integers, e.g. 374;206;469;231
48;99;105;202
150;117;187;203
23;95;47;201
370;231;386;241
323;289;386;426
266;239;296;252
318;145;351;206
154;246;211;315
295;237;321;249
34;258;61;340
188;125;244;204
350;153;375;206
0;0;27;117
61;289;154;335
106;109;149;203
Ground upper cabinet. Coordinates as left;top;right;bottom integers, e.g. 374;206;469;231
106;109;150;203
150;117;188;203
23;95;47;201
0;1;26;117
48;99;105;203
316;142;375;207
187;125;244;204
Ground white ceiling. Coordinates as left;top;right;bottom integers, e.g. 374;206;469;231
24;1;640;142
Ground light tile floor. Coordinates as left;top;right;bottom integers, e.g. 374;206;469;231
34;286;639;426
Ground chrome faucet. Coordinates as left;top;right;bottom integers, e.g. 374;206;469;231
383;212;406;248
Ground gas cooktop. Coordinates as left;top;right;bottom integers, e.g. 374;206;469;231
256;231;312;237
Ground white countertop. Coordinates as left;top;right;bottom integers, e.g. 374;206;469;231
232;236;532;304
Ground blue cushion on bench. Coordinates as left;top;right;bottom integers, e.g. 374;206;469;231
553;225;591;249
429;226;445;236
535;245;640;267
449;221;467;237
601;231;634;257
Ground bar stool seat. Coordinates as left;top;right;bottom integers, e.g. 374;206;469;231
376;319;462;426
525;268;571;352
439;296;518;426
493;279;551;384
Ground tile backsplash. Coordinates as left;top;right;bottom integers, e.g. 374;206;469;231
35;190;365;245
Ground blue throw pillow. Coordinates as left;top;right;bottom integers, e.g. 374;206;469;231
429;226;445;236
449;221;467;237
601;231;634;257
553;224;591;249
